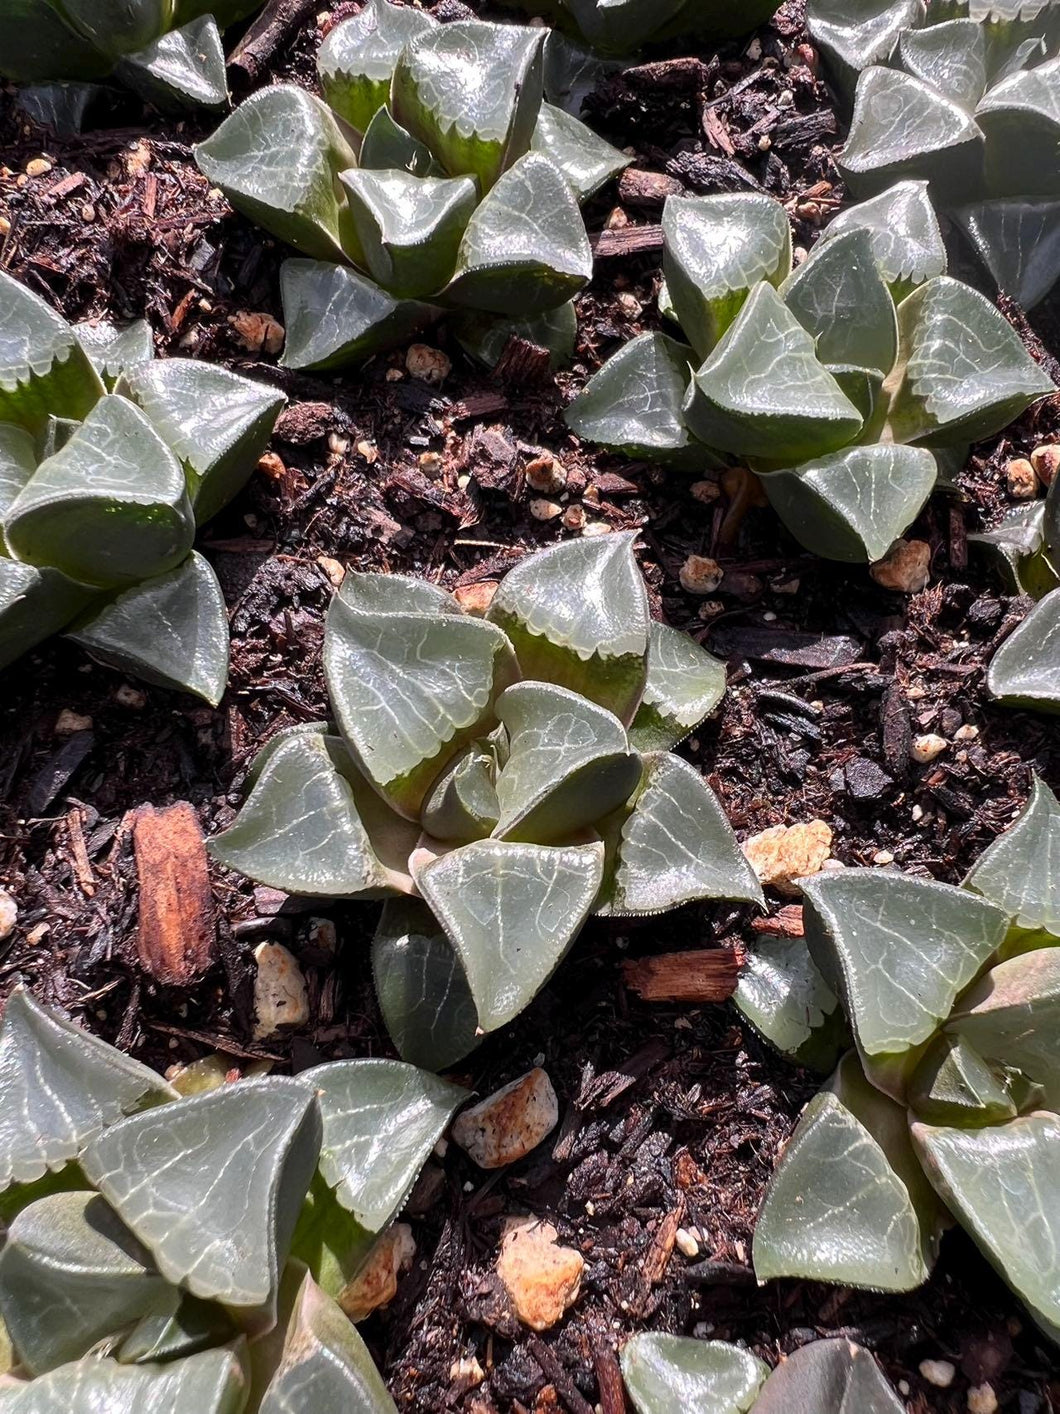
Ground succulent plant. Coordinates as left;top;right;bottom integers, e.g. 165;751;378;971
208;533;763;1068
0;270;285;704
566;186;1053;564
736;780;1060;1341
810;0;1060;308
0;986;467;1410
493;0;779;57
0;0;266;110
195;3;628;372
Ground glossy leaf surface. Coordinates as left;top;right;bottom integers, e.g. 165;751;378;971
280;259;437;371
340;168;477;299
752;1337;906;1414
781;228;897;376
530;101;628;201
318;0;437;132
964;775;1060;941
734;938;845;1072
565;332;701;464
0;270;103;434
74;320;153;385
620;1333;767;1414
987;587;1060;712
952;197;1060;309
372;899;479;1069
0;560;92;672
117;16;228;111
947;948;1060;1104
819;180;946;296
629;620;726;752
0;1348;246;1414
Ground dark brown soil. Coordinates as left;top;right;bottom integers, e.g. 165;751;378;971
1;3;1058;1410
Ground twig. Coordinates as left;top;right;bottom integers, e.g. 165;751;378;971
229;0;318;83
527;1337;595;1414
592;1336;628;1414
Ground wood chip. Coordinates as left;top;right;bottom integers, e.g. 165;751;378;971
133;802;216;986
621;949;742;1002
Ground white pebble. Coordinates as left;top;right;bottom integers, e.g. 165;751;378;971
919;1359;956;1389
0;891;16;941
911;733;947;764
967;1384;998;1414
675;1227;700;1258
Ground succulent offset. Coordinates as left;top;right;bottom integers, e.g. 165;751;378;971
195;1;629;371
0;0;266;110
736;776;1060;1341
567;186;1053;563
209;533;763;1067
0;270;285;704
493;0;779;55
0;987;467;1411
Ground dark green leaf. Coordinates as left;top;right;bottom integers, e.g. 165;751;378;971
279;258;438;371
782;228;897;376
987;586;1060;712
978;59;1060;199
421;743;499;842
953;197;1060;310
58;0;171;57
454;302;577;371
340;169;477;299
752;1337;906;1414
0;0;111;84
0;560;92;671
358;105;435;176
963;775;1060;942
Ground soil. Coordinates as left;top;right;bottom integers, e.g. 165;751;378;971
1;2;1059;1411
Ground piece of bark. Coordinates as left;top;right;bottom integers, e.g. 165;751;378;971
751;905;805;939
591;1336;629;1414
617;168;684;208
621;949;742;1003
591;224;663;258
620;57;708;91
133;802;216;986
493;334;552;385
229;0;319;82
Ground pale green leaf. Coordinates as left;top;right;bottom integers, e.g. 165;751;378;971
317;0;437;133
907;1033;1018;1126
74;320;153;387
279;258;438;371
421;743;499;842
628;620;726;752
0;1348;247;1414
620;1333;767;1414
963;775;1060;940
987;585;1060;712
969;502;1059;599
978;59;1060;198
806;0;925;95
117;16;228;110
752;1337;906;1414
782;228;897;376
897;18;987;108
819;180;946;298
947;947;1060;1105
0;270;103;434
339;169;477;299
0;561;92;671
372;900;480;1070
733;938;845;1073
952;197;1060;311
530;102;628;201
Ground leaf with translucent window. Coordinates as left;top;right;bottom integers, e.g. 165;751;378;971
0;1348;247;1414
279;259;438;371
753;1337;906;1414
987;586;1060;712
0;270;103;435
947;947;1060;1105
620;1333;767;1414
340;169;477;300
782;228;897;376
818;180;945;299
629;621;726;752
372;900;479;1070
530;102;628;201
317;0;437;133
74;321;153;387
734;937;846;1073
953;197;1060;311
963;775;1060;944
117;16;228;111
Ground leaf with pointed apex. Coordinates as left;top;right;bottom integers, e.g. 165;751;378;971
208;731;416;897
418;838;604;1031
907;1033;1018;1126
819;180;946;299
629;621;726;752
753;1053;941;1290
340;169;477;300
0;560;93;671
912;1112;1060;1344
540;28;620;110
488;531;649;723
887;277;1054;447
0;1348;247;1414
952;197;1060;311
662;192;792;362
978;59;1060;198
947;948;1060;1105
840;67;984;200
734;938;846;1073
421;744;499;842
117;1293;235;1365
279;258;438;371
74;321;153;387
359;105;435;176
0;1192;170;1375
453;302;577;372
117;16;228;111
987;585;1060;712
761;444;937;564
446;153;592;316
0;989;174;1191
806;0;925;95
898;19;988;108
66;551;228;705
5;395;195;590
969;502;1059;598
58;0;172;58
392;20;543;190
0;0;112;85
753;1337;906;1414
260;1270;397;1414
195;87;361;264
683;284;863;463
121;358;286;524
559;0;685;52
603;753;763;916
620;1333;767;1414
964;776;1060;942
325;573;516;818
372;900;479;1070
565;332;706;466
317;0;437;133
530;102;628;201
81;1078;321;1310
0;271;104;435
782;229;897;376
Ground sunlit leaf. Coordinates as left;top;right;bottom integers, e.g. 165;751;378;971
782;228;897;376
530;102;628;201
818;180;946;298
752;1337;906;1414
986;585;1060;712
117;16;228;110
317;0;437;133
947;947;1060;1105
0;1347;247;1413
907;1032;1018;1126
372;899;479;1070
806;0;925;95
358;105;435;176
969;501;1058;598
421;743;499;842
620;1333;767;1414
0;560;92;670
0;270;104;434
733;938;846;1073
279;258;438;371
339;169;477;299
628;620;726;752
952;197;1060;311
977;59;1060;198
74;320;153;387
963;775;1060;942
897;18;987;108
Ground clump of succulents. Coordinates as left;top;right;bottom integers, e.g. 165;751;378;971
566;185;1053;564
0;986;466;1410
736;775;1060;1342
0;270;285;704
209;533;764;1069
809;0;1060;308
494;0;779;56
195;1;629;372
0;0;266;110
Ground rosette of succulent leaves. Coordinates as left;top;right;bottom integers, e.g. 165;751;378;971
0;0;265;113
0;987;468;1412
807;0;1060;309
733;774;1060;1344
566;185;1054;565
493;0;778;57
0;270;285;705
194;2;630;374
208;533;764;1070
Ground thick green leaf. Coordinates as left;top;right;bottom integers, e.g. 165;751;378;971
0;424;38;532
978;59;1060;198
391;19;543;190
806;0;925;95
67;551;229;705
733;938;846;1073
530;102;628;201
208;731;417;897
57;0;172;58
0;988;174;1191
964;775;1060;942
0;1348;247;1414
446;153;593;316
372;899;480;1070
662;192;792;362
421;743;499;842
952;197;1060;310
340;169;477;299
819;180;946;298
987;585;1060;712
947;948;1060;1105
969;502;1060;598
683;283;863;463
0;1191;170;1375
0;271;104;434
761;444;937;563
620;1333;767;1414
752;1337;906;1414
116;1293;235;1365
121;358;286;524
782;228;897;376
5;394;195;590
898;18;987;108
417;838;605;1031
0;0;112;84
317;0;437;133
74;320;153;387
887;277;1054;447
358;105;435;176
81;1078;321;1310
907;1033;1018;1126
0;560;92;671
558;0;686;53
628;620;726;752
195;87;361;263
325;571;516;817
279;258;438;371
912;1112;1060;1343
487;531;649;723
117;16;228;110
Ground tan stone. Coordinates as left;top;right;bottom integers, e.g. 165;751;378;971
524;454;567;494
55;709;92;735
0;891;16;942
228;311;284;357
256;451;286;481
742;820;833;897
679;555;724;595
317;556;345;588
1005;457;1039;500
454;582;499;616
452;1068;559;1169
338;1224;415;1321
870;539;931;593
496;1218;584;1331
1031;444;1060;486
406;343;450;384
530;498;563;521
911;733;947;764
252;942;309;1039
